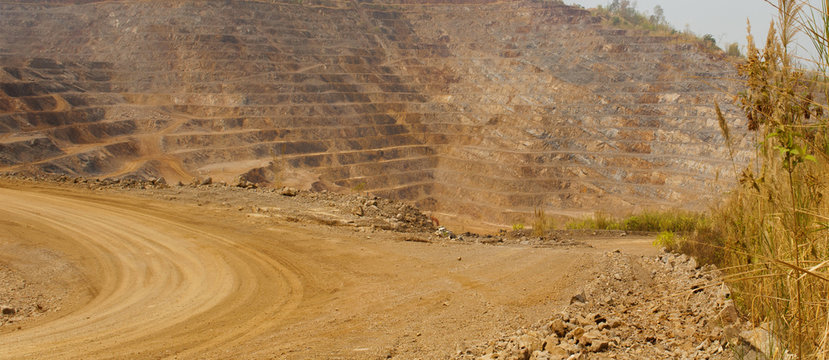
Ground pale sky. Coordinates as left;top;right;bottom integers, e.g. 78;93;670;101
566;0;820;63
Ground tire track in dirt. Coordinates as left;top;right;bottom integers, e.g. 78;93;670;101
0;182;659;359
0;188;303;359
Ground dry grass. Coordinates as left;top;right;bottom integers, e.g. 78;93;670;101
566;210;710;234
531;208;556;236
692;1;829;357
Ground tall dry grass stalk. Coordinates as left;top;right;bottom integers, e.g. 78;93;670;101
712;1;829;358
531;208;556;236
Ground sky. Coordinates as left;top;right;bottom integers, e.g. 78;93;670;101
566;0;821;62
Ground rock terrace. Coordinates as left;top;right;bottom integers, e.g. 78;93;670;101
0;0;750;228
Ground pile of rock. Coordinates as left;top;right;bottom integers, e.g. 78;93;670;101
0;172;173;190
431;229;581;248
2;172;438;234
310;192;437;233
98;176;169;189
455;250;775;360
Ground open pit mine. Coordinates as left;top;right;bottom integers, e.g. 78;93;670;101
0;1;756;359
0;0;750;228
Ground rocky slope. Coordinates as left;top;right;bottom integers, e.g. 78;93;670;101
0;0;750;228
454;250;771;360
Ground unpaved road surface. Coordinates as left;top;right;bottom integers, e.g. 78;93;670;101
0;181;656;359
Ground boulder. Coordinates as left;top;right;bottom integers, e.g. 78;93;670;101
517;334;543;354
549;319;568;337
578;329;605;347
546;345;570;360
718;300;739;325
543;334;559;351
280;187;298;196
570;291;586;304
567;327;585;339
740;327;792;360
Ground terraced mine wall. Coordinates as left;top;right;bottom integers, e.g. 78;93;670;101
0;0;750;229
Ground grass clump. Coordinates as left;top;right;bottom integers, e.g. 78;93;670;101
531;208;556;236
566;210;710;234
566;211;621;230
622;211;710;233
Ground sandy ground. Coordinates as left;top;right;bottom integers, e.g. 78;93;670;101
0;180;657;359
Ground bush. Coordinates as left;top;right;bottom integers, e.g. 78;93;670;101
675;224;726;267
653;231;679;251
702;34;719;50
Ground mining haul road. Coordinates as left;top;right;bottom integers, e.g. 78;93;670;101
0;181;655;359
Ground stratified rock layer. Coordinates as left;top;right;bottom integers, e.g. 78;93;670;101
0;0;749;227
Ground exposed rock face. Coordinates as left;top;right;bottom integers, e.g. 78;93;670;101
0;0;749;227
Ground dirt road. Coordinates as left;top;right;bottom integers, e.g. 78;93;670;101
0;182;656;359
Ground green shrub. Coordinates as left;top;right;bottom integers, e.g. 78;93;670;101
652;231;678;250
702;34;718;49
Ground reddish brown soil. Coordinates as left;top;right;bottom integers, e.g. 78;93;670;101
0;177;660;359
